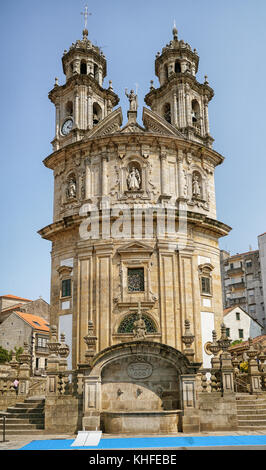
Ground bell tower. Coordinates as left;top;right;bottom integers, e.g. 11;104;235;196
49;25;119;151
145;25;214;148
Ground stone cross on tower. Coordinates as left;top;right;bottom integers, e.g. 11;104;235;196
81;5;92;37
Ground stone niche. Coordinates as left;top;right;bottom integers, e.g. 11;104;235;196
100;355;182;434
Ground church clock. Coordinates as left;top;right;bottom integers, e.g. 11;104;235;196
61;118;73;136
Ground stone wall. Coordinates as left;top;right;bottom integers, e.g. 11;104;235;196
0;394;20;411
44;395;83;433
198;392;238;431
101;356;180;412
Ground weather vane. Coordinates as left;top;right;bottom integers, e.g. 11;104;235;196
81;5;92;30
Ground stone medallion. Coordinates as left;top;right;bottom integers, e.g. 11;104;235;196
127;361;153;379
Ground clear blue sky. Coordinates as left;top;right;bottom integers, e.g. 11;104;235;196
1;0;266;302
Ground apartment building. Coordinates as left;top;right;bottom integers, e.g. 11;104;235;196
220;249;265;332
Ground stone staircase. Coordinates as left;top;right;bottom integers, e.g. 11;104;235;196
0;397;45;435
236;394;266;431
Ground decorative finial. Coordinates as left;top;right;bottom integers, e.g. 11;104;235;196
172;20;178;40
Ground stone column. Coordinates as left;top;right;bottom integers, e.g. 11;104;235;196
218;324;235;395
74;88;79;128
203;96;210;135
46;326;61;396
208;330;221;392
55;101;60;138
87;88;93;129
101;154;108;197
159;151;169;199
247;338;262;394
85;157;91;200
178;86;186;128
172;90;178;126
18;343;31;397
185;84;191;127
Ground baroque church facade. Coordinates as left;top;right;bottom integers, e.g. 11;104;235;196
39;24;232;432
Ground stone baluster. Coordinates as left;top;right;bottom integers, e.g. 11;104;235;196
201;372;208;392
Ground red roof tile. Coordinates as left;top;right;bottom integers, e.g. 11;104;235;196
14;312;49;332
0;295;32;302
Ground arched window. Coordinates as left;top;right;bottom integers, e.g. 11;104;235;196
118;313;157;334
191;99;200;125
93;102;102;126
80;61;87;75
163;103;171;123
175;60;181;73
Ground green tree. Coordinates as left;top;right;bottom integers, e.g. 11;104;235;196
0;346;12;363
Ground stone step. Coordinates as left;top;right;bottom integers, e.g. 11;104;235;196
0;417;44;425
6;406;44;414
2;413;44;420
24;399;45;405
237;413;266;420
0;428;46;435
238;419;266;426
0;423;44;430
237;425;266;431
9;402;44;409
237;408;266;416
237;405;266;411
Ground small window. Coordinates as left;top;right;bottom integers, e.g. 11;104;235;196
163;103;171;123
236;312;240;321
80;61;87;75
62;279;71;298
175;60;181;73
238;329;244;339
201;276;211;295
246;261;252;269
128;268;145;292
33;321;41;327
226;328;230;337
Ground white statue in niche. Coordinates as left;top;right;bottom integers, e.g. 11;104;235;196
192;174;201;198
66;177;76;199
127;166;141;190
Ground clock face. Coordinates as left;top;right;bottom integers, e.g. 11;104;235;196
61;119;73;136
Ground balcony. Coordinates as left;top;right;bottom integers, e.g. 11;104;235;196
225;266;244;276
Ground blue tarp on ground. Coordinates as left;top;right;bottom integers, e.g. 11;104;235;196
20;434;266;450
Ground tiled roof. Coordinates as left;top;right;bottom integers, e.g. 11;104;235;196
229;335;266;350
227;250;259;260
0;294;32;302
14;312;49;332
1;303;23;312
